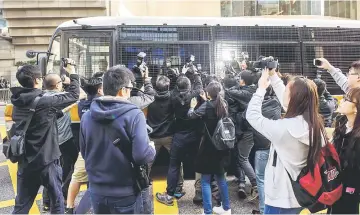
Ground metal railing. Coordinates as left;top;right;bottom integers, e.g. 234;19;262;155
0;89;11;104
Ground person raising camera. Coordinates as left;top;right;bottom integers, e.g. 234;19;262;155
316;58;360;93
187;81;232;215
246;69;327;214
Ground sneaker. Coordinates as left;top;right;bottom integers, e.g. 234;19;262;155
252;209;261;214
155;192;174;206
193;190;203;204
174;190;186;199
42;205;50;212
213;205;232;215
246;186;259;202
64;207;74;214
237;187;247;199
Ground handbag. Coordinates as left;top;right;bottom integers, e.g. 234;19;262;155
3;96;41;163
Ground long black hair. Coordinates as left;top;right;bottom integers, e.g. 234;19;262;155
206;81;228;118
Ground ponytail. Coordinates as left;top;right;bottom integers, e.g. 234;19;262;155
215;94;228;119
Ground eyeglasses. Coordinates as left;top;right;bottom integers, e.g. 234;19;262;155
124;86;133;90
347;72;358;77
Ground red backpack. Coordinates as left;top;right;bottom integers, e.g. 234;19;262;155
274;143;343;213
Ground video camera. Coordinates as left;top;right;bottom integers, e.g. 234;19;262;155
251;56;279;71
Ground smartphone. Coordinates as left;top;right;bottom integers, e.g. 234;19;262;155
313;59;322;67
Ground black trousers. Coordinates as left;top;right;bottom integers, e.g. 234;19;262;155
43;138;79;206
13;160;64;214
329;193;360;214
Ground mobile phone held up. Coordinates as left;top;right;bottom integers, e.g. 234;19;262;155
313;59;322;67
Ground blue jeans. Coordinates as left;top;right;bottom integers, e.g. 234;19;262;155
264;205;303;214
90;191;143;214
13;160;64;214
255;149;270;214
201;174;230;214
75;190;92;214
140;188;153;214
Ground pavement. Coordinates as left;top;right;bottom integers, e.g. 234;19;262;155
0;104;321;214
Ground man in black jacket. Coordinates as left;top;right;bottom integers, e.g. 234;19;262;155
156;74;203;206
226;70;257;199
147;75;185;198
42;73;79;212
313;78;337;127
11;63;79;214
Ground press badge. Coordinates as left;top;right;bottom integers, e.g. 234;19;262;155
345;187;355;194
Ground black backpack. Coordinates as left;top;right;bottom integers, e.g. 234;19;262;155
205;117;236;151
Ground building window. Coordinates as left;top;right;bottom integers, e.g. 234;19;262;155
325;0;357;19
257;0;279;15
222;0;357;18
233;0;245;16
221;1;232;17
244;0;256;16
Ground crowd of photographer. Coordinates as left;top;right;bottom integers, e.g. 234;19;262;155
3;50;360;215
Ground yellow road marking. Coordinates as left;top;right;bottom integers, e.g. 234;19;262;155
152;178;179;214
7;161;40;214
301;208;327;214
0;162;7;167
0;125;6;140
0;199;14;208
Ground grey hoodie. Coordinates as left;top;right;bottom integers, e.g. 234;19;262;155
246;75;325;208
328;67;349;93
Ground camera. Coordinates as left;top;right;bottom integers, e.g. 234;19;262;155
136;52;147;72
252;56;279;70
61;58;76;68
314;59;322;67
186;55;195;65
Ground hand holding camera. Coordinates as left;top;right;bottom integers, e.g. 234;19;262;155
182;65;189;74
63;58;76;74
190;97;198;108
314;58;333;71
143;65;149;78
258;69;271;90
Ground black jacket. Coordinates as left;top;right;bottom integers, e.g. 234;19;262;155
78;95;97;120
147;91;175;138
224;90;239;124
226;85;257;136
247;95;282;150
171;74;203;133
11;74;80;169
332;116;360;214
188;101;230;174
319;90;337;127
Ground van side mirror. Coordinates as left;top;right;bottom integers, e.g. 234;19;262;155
39;57;47;76
26;50;36;59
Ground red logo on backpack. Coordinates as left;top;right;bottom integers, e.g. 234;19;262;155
287;143;343;213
